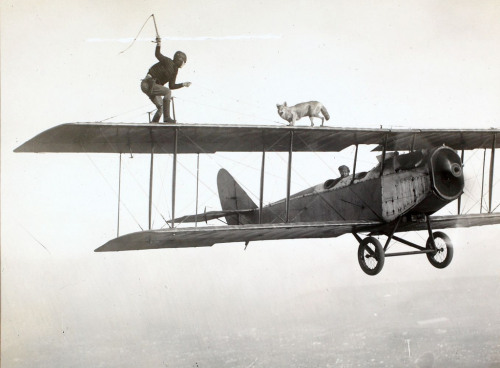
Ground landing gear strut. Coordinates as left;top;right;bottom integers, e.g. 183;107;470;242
353;215;454;276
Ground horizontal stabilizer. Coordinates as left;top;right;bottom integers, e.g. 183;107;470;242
172;209;256;224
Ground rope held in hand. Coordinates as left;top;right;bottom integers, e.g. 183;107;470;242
119;14;160;55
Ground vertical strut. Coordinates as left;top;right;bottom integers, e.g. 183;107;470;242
410;133;416;152
425;215;436;249
195;153;200;227
489;134;496;213
149;147;154;230
286;131;294;222
480;148;486;213
171;129;178;227
171;97;176;121
259;150;266;224
380;134;388;176
351;144;358;184
458;149;464;214
117;153;122;237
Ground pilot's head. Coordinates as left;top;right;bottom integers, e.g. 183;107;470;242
338;165;350;178
173;51;187;68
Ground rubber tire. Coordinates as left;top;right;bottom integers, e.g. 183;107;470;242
426;231;454;269
357;236;385;276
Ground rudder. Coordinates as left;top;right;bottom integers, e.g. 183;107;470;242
217;169;258;225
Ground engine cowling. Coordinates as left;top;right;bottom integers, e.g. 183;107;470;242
429;146;464;201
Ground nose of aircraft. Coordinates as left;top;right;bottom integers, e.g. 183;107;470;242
430;146;465;201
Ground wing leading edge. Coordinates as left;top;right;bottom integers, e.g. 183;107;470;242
14;122;500;154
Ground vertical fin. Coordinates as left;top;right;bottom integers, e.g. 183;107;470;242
217;169;258;225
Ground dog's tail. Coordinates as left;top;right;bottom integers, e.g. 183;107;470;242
321;105;330;121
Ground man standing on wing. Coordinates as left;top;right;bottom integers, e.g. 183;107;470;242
140;37;191;123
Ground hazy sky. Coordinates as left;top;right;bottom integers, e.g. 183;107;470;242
2;1;500;367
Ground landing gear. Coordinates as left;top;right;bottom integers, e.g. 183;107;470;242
357;237;385;276
426;231;454;268
353;215;454;275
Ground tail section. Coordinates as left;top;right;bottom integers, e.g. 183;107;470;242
217;169;258;225
321;106;330;120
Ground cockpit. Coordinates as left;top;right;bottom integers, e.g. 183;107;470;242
323;150;427;190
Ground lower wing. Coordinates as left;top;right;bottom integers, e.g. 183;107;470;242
95;220;381;252
95;213;500;252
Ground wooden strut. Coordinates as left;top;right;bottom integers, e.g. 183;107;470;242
480;148;486;213
171;129;178;227
259;151;266;224
117;153;122;237
410;133;416;152
489;134;496;213
285;131;294;222
149;147;154;230
458;149;464;215
351;144;358;184
195;153;200;227
380;134;388;176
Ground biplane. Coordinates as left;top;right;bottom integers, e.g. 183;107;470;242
15;123;500;275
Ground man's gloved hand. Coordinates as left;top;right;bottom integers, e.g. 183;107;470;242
155;37;161;44
183;82;192;87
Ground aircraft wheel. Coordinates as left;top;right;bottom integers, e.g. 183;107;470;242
426;231;453;269
357;236;385;276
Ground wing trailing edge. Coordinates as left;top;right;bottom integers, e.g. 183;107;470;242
95;220;382;252
95;213;500;252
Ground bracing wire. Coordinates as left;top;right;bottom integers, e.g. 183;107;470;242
98;103;153;122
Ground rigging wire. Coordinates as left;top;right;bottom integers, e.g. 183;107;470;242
174;96;285;125
98;103;152;122
82;151;144;231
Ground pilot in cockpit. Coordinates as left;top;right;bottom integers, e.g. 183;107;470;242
338;165;350;178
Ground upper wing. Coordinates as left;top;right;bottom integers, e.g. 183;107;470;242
14;122;500;154
95;220;382;252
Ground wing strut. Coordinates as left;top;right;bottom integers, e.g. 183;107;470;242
117;153;122;237
458;149;464;215
285;131;294;222
489;134;496;213
195;153;200;227
380;134;388;176
259;150;265;224
481;148;486;213
351;144;359;184
149;146;154;229
171;128;178;227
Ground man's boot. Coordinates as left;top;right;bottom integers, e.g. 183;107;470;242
163;98;176;124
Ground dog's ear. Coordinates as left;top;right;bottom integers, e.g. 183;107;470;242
276;103;280;108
